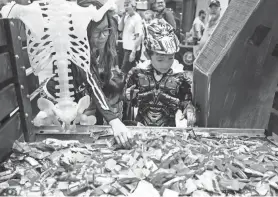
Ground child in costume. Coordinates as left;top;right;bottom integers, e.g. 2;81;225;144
124;19;196;127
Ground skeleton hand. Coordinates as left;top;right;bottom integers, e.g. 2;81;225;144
79;114;97;126
36;97;63;128
106;0;117;11
0;1;16;18
33;111;60;127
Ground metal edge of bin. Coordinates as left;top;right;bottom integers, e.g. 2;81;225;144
267;132;278;147
34;125;268;143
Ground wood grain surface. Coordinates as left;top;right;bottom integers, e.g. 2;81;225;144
34;125;266;143
5;19;34;141
0;114;21;162
194;0;278;129
0;84;17;122
0;20;7;47
0;53;12;84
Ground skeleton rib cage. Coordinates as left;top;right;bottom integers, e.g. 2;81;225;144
2;0;112;111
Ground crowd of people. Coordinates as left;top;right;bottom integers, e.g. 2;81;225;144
189;0;222;57
0;0;223;147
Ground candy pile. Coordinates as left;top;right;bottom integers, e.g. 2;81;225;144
0;130;278;197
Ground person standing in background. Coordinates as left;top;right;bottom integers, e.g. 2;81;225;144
142;10;155;24
191;10;206;45
118;0;143;76
150;0;176;30
140;10;155;62
194;0;221;57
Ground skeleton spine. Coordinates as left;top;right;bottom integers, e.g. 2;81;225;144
54;59;74;102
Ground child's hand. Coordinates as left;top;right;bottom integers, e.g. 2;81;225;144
187;110;196;127
175;110;187;127
126;85;139;100
177;108;196;127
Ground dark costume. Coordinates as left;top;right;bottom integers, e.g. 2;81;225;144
124;64;194;127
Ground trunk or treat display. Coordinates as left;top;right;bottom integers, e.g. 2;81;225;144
0;0;116;130
0;131;278;196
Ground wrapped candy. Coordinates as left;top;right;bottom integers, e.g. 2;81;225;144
0;131;277;197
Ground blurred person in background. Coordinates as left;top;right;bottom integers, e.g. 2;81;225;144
194;0;221;57
190;10;206;45
143;9;155;24
118;0;143;75
149;0;176;30
140;10;155;62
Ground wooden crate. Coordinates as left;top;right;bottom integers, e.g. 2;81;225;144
193;0;278;130
0;19;39;162
268;85;278;135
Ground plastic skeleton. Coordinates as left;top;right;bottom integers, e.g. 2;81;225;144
1;0;117;129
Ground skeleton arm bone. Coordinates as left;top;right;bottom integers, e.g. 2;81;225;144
82;0;117;23
0;1;17;18
1;2;44;38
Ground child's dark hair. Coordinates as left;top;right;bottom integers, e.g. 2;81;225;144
145;48;154;57
199;10;205;16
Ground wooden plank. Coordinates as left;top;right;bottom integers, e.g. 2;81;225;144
30;95;40;119
193;68;209;126
0;114;21;162
5;19;34;142
0;84;18;122
22;48;31;68
0;53;13;84
34;126;265;143
268;112;278;136
194;0;278;129
272;92;278;111
0;20;7;47
26;73;39;95
17;21;27;43
271;108;278;116
267;132;278;146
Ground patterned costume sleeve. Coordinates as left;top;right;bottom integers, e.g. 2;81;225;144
90;88;117;123
123;68;139;102
178;73;196;113
86;69;117;123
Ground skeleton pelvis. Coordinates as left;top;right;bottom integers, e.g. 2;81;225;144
37;95;91;126
54;99;78;124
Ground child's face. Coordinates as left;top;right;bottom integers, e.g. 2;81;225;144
150;52;175;73
144;13;153;22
